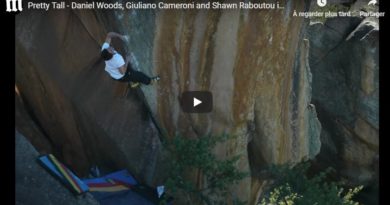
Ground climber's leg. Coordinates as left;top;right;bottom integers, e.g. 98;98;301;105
127;64;160;85
117;64;159;86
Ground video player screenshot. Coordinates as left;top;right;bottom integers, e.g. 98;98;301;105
13;0;383;204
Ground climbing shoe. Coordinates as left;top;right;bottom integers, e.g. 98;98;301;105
130;82;140;88
151;76;160;84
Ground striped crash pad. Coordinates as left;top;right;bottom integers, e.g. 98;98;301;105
37;155;169;204
37;154;89;194
82;169;137;192
82;170;163;205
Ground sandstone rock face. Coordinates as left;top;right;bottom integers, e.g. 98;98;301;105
15;10;163;185
16;1;327;204
116;0;320;203
307;15;379;188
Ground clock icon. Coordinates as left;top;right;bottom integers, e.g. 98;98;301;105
317;0;327;7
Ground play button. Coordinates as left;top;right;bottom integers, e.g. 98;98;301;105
181;91;212;113
193;98;202;107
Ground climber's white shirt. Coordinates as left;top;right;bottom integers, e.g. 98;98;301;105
101;43;125;79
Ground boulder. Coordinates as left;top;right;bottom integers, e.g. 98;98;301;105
308;14;379;188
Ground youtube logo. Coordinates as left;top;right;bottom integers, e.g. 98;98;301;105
180;91;213;113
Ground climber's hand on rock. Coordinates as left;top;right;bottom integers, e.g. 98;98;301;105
121;35;129;42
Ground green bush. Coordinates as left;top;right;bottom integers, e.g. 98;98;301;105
259;162;363;205
163;134;248;205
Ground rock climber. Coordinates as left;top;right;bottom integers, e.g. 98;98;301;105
101;32;159;88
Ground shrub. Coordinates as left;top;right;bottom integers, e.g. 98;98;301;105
259;162;363;205
163;134;248;205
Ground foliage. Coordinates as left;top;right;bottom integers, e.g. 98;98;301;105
163;134;248;205
259;162;363;205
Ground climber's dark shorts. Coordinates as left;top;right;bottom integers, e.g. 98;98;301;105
116;64;151;85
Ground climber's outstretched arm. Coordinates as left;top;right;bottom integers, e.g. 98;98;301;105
105;32;127;44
